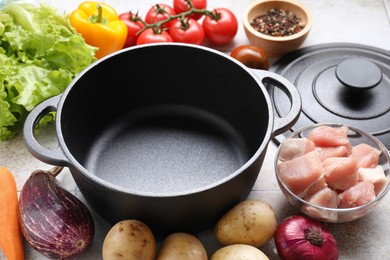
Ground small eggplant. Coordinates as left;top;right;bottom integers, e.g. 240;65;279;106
19;167;94;259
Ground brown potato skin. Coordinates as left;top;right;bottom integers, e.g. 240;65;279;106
156;232;207;260
211;244;269;260
214;199;277;247
102;219;156;260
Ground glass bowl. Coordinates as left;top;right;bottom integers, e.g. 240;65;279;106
274;123;390;223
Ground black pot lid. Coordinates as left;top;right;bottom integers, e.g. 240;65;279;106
270;43;390;149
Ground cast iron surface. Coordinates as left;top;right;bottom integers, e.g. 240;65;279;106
24;43;289;235
270;43;390;149
335;58;382;89
24;43;301;235
60;44;269;194
60;44;273;234
84;105;248;193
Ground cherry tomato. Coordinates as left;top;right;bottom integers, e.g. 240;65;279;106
169;18;205;45
202;8;238;45
136;28;174;45
145;3;176;29
119;12;145;48
230;45;270;70
173;0;207;20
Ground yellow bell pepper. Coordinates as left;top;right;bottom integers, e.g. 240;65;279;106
70;1;127;59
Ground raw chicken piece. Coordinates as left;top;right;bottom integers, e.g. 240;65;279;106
277;151;324;198
302;188;339;221
315;145;350;161
308;125;350;147
349;143;381;168
323;157;359;191
306;176;328;196
278;137;316;161
338;181;376;208
357;166;388;195
305;187;338;208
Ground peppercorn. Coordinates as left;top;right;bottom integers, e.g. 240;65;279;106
250;8;303;37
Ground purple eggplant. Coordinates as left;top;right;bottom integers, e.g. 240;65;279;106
19;167;94;259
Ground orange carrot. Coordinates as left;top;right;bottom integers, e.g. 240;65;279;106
0;166;24;260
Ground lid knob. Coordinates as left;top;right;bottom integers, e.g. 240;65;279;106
335;58;382;90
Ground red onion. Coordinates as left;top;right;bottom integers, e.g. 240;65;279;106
274;215;338;260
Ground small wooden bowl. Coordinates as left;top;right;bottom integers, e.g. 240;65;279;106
243;0;312;58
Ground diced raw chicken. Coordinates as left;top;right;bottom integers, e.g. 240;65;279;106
306;176;328;196
349;143;381;168
279;125;387;215
315;145;350;161
357;166;389;195
308;125;350;147
277;151;324;198
278;137;316;161
302;205;339;222
302;188;339;221
323;157;358;191
305;187;338;208
338;181;376;208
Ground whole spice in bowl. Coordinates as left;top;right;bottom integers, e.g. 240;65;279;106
250;8;304;37
242;0;312;58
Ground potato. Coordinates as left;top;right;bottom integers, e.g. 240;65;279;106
102;219;156;260
211;244;269;260
156;232;207;260
215;199;276;247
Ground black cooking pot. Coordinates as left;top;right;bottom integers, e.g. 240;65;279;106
24;43;301;235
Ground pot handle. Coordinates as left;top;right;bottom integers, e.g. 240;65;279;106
252;69;302;136
23;95;70;166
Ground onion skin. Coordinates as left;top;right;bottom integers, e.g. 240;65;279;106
19;167;95;259
274;215;338;260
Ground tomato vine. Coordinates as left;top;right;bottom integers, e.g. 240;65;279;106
133;2;218;35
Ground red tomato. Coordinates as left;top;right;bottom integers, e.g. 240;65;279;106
173;0;207;20
145;3;176;28
230;45;270;70
136;28;174;45
119;12;145;48
202;8;238;45
169;18;205;45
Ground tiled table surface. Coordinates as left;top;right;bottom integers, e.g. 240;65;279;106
1;0;390;259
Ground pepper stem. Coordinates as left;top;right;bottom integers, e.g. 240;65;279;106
304;228;324;246
96;4;103;23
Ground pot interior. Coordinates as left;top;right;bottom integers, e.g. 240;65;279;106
60;44;271;193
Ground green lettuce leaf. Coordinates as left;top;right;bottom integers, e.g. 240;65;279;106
0;3;96;141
